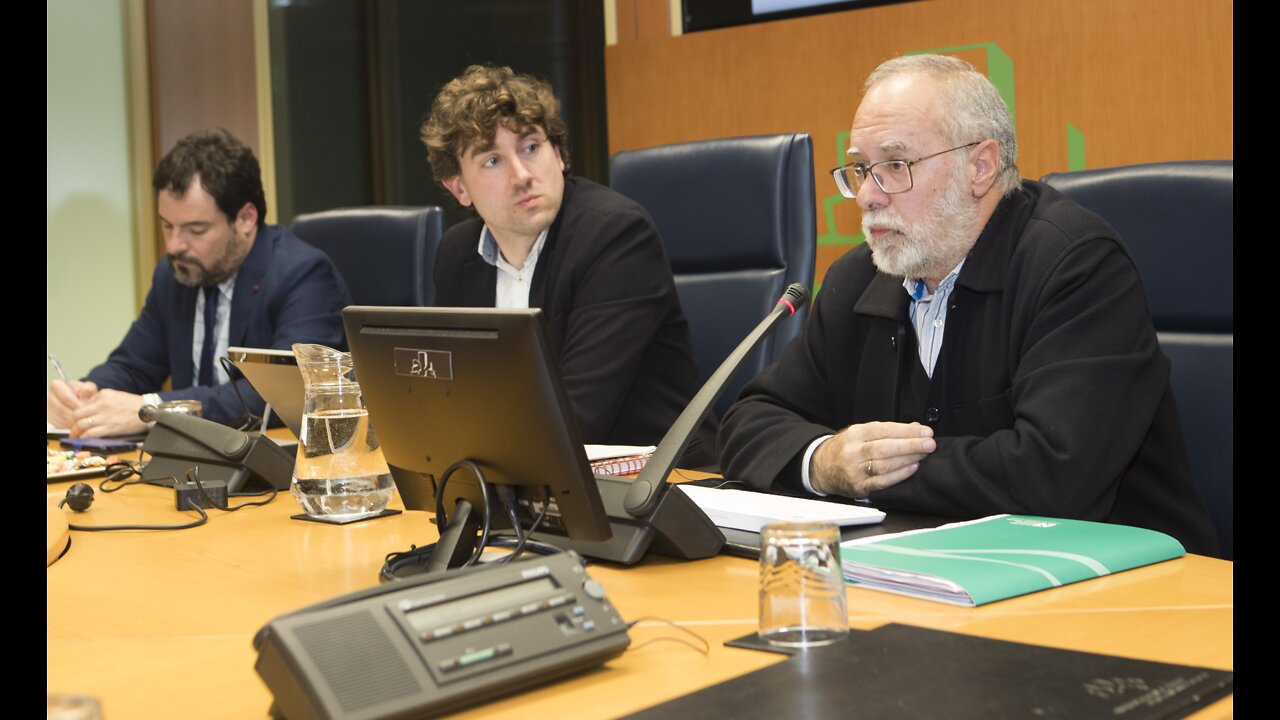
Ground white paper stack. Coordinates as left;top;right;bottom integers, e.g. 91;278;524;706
678;484;885;532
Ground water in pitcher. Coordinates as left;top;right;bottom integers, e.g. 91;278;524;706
291;343;393;521
292;408;393;520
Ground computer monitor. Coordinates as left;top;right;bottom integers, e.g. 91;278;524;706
343;307;611;569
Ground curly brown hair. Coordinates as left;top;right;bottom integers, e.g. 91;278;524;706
421;65;571;182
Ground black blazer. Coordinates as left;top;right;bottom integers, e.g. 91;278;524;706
719;182;1218;555
435;177;713;462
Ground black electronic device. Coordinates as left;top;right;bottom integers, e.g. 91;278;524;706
254;551;629;719
139;407;294;494
343;307;612;570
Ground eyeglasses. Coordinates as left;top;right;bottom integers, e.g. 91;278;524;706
829;142;981;199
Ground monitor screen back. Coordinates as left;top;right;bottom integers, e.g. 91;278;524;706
230;347;304;436
343;306;611;542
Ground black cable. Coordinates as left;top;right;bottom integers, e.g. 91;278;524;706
380;526;564;581
58;462;275;533
229;487;276;498
504;486;552;563
381;461;569;581
100;462;173;496
435;460;493;568
500;486;522;539
498;485;524;560
186;466;278;510
101;461;145;490
60;488;210;532
100;475;151;493
484;534;563;558
218;356;262;432
624;616;712;656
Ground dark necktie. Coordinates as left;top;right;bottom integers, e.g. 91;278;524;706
199;285;219;386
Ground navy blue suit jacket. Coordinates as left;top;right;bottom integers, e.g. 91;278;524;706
86;224;351;425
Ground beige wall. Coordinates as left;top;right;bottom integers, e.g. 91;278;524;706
47;0;138;382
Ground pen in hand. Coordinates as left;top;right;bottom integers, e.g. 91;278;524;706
49;353;70;384
48;353;84;411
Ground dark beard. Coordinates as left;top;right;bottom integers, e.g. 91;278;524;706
168;253;232;288
169;254;209;287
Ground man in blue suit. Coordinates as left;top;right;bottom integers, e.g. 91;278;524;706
46;129;351;437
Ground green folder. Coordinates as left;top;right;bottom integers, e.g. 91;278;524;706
839;514;1186;606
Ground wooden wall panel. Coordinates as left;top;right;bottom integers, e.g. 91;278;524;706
146;0;261;261
604;0;1233;283
148;0;259;154
614;0;673;43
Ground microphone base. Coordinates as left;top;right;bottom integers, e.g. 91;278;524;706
531;476;724;565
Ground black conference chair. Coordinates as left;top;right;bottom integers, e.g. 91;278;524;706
1042;161;1234;559
291;206;444;307
610;133;817;418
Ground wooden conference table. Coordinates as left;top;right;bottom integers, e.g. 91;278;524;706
46;464;1233;718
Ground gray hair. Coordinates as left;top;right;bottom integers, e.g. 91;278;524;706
865;54;1021;195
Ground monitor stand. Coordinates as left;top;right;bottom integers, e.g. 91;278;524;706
426;499;484;574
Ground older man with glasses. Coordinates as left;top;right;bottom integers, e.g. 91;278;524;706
718;54;1218;555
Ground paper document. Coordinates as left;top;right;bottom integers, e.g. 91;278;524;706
679;484;885;532
584;444;656;461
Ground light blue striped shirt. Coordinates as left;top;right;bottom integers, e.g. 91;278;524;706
906;258;965;379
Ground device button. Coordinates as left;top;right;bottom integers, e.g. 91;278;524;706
431;626;455;641
438;658;460;673
458;647;497;667
582;620;596;632
520;602;541;615
491;610;513;623
547;595;569;608
495;643;513;657
582;579;606;601
571;605;586;617
462;618;484;631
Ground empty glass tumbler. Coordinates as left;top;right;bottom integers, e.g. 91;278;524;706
758;520;849;648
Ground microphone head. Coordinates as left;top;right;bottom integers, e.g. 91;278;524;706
777;283;810;315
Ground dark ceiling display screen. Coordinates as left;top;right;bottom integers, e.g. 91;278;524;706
682;0;914;33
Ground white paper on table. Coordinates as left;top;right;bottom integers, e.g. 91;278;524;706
679;484;885;533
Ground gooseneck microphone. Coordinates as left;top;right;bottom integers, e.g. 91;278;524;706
623;283;810;517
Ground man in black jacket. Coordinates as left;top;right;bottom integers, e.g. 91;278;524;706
421;65;713;464
718;55;1217;554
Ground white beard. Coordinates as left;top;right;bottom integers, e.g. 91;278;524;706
862;164;980;281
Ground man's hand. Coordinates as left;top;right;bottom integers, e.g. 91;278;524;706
810;421;937;497
70;389;147;438
47;380;98;429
